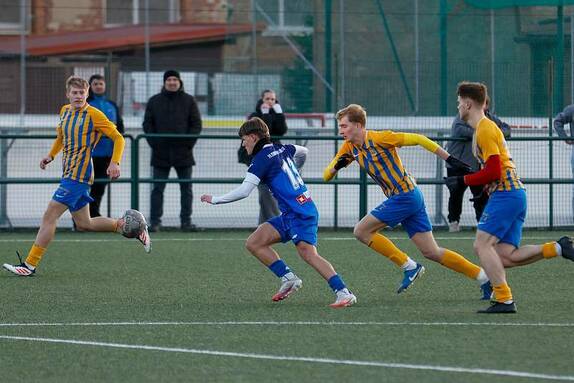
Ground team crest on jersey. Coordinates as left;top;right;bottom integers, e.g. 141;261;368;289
296;191;311;204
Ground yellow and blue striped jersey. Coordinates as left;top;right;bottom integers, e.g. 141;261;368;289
473;117;524;192
334;130;417;197
49;104;125;185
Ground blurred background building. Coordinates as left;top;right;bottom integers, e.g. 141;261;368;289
1;0;574;117
1;0;574;229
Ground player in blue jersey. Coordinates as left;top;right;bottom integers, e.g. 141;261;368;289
201;117;356;308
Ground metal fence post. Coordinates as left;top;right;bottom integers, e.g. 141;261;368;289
359;168;368;220
435;132;445;224
131;135;139;210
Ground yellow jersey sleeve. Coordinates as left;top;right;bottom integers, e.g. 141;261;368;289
369;130;405;147
369;130;440;153
89;107;125;164
48;105;68;158
476;120;501;161
323;141;354;181
401;133;440;153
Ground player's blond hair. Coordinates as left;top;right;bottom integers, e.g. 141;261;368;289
238;117;270;139
336;104;367;127
457;81;487;107
66;76;89;92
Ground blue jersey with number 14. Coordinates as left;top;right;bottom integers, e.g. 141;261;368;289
248;143;317;218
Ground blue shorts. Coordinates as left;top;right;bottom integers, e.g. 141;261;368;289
478;189;526;248
268;214;318;246
370;188;432;238
52;178;94;212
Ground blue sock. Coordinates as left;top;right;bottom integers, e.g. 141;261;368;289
268;260;290;278
328;274;346;292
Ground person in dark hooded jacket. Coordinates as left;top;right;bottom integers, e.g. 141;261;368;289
238;90;288;224
86;74;125;219
143;70;202;232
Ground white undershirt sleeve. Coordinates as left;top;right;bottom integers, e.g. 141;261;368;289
293;145;308;169
211;172;260;204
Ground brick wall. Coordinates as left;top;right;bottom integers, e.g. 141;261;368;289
33;0;103;34
181;0;227;23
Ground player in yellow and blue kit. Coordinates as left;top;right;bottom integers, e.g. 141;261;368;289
2;76;151;277
446;82;574;313
324;104;492;298
201;117;356;308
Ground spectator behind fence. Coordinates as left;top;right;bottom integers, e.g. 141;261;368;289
143;70;202;232
553;103;574;221
87;74;125;218
445;96;511;232
238;90;288;224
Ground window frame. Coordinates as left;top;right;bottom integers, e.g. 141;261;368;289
104;0;180;27
260;0;313;37
0;0;29;34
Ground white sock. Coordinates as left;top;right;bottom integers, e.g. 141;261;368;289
401;258;418;271
476;269;489;285
555;243;563;257
25;262;36;270
283;271;296;280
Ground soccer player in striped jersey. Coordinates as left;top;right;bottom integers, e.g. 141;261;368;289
2;76;151;277
201;117;356;308
445;82;574;313
324;103;492;298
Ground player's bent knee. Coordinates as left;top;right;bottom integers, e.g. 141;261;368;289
297;248;318;263
497;252;516;268
472;240;482;254
421;248;441;261
353;225;369;244
75;220;92;232
245;238;259;254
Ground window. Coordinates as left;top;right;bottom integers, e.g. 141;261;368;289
257;0;313;36
0;0;28;32
105;0;179;26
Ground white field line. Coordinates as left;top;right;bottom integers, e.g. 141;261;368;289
1;321;573;327
0;236;559;243
0;335;573;381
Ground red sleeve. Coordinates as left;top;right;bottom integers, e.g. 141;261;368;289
463;155;501;186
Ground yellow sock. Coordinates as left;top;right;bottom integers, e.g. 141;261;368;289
542;242;558;259
25;244;46;268
440;249;481;279
493;283;513;303
368;233;408;267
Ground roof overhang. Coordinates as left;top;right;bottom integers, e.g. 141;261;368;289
0;23;257;56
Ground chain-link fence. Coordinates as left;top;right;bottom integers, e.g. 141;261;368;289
1;0;574;228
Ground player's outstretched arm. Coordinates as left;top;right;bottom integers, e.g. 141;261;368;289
323;154;353;182
402;133;471;173
202;173;259;205
445;154;501;191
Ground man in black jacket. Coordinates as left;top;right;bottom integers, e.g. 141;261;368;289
239;90;288;224
143;70;202;232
